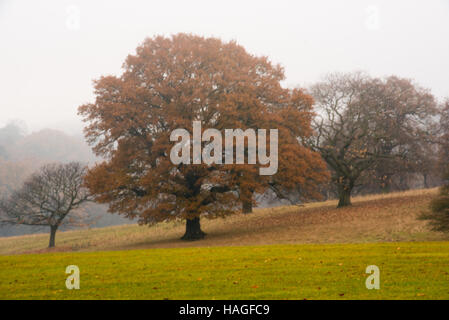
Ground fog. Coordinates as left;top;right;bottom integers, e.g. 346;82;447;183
1;0;448;134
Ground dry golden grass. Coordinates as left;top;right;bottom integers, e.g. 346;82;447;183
0;188;446;255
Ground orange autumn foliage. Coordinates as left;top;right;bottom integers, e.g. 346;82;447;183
78;34;328;240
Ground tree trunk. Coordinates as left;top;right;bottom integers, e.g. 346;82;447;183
337;184;353;208
423;173;429;189
49;225;58;248
242;199;253;214
241;188;254;214
181;217;206;241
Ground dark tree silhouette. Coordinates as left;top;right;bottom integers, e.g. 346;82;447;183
438;100;449;171
0;162;90;247
421;168;449;232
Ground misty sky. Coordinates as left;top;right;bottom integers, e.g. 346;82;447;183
1;0;449;135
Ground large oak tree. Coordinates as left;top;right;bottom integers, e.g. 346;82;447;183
79;34;328;240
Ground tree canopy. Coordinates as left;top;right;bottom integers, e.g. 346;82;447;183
309;72;438;207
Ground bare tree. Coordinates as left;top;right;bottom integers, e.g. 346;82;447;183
0;162;90;247
308;72;437;207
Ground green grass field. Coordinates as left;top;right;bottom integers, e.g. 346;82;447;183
1;242;448;299
1;189;448;300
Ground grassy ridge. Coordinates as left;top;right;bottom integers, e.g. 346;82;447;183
1;242;449;300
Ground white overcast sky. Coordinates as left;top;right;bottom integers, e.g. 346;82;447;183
1;0;449;134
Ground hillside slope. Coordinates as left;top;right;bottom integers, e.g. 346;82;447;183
0;188;446;255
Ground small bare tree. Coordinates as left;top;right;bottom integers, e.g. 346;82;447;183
0;162;90;247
